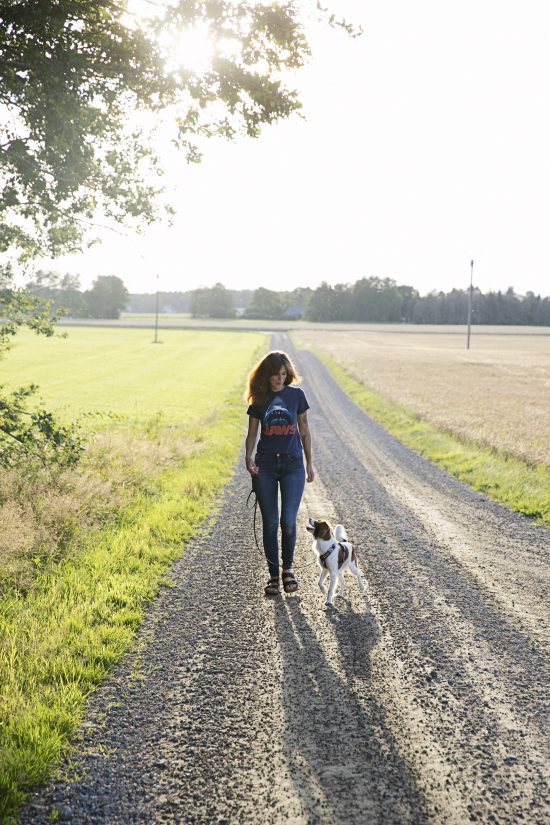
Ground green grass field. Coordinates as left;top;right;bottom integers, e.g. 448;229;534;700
2;327;261;422
0;327;265;823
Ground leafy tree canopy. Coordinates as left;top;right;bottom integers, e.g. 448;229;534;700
0;0;357;466
244;286;282;319
0;0;354;263
85;274;129;319
191;282;234;318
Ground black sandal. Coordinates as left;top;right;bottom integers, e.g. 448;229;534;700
264;576;280;596
282;571;298;593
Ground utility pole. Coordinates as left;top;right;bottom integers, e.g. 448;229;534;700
466;259;474;350
153;273;160;344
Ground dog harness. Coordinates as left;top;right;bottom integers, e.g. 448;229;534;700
319;542;350;569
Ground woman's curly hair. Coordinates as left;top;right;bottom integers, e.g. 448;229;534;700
245;350;301;406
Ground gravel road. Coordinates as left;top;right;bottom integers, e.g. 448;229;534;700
20;336;550;825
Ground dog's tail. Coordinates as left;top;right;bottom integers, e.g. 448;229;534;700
335;523;347;542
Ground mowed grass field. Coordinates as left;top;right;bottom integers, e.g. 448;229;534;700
0;327;265;822
1;326;258;422
294;327;550;466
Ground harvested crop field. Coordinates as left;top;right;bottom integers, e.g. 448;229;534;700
293;326;550;467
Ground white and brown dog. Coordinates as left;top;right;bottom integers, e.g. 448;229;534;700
306;518;366;606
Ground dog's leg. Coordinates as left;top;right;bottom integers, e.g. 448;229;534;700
325;568;338;606
318;569;328;594
336;572;346;599
349;560;366;592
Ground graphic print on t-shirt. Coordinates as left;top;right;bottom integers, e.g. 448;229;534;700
263;395;296;437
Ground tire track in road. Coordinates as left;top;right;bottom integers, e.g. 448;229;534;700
19;335;549;825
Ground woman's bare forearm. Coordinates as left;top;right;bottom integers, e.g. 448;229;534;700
245;432;257;463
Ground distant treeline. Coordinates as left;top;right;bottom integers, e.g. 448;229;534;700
27;271;550;324
134;278;550;325
304;279;550;325
26;272;129;319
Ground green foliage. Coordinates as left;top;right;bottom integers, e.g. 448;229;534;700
26;271;130;319
305;280;353;322
0;384;83;468
84;275;129;319
0;1;355;261
0;266;82;468
0;267;62;356
304;278;550;324
243;286;283;319
190;282;235;318
25;270;87;317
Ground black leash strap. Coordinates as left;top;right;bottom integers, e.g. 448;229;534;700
246;479;262;554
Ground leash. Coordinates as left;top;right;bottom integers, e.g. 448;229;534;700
246;479;262;554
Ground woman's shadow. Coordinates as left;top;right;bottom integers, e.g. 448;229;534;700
272;594;430;825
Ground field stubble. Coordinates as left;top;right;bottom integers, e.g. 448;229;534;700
294;328;550;467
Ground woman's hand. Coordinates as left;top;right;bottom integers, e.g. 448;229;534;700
306;461;315;483
246;458;259;476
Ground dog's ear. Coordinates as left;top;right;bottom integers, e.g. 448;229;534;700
314;520;332;541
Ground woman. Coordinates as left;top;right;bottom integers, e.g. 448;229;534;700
245;350;314;595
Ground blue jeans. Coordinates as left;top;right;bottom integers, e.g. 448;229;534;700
253;452;306;577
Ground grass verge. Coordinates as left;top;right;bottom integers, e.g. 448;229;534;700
313;350;550;525
0;384;248;824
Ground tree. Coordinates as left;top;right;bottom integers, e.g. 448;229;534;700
85;275;129;319
0;267;82;466
0;1;356;465
0;266;62;353
0;1;355;263
397;284;419;322
306;282;341;321
26;269;86;316
244;287;282;319
190;283;234;318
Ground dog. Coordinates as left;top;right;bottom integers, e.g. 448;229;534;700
306;518;366;606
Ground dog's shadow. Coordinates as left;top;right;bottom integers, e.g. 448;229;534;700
272;596;430;824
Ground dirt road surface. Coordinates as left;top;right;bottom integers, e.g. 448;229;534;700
20;336;549;825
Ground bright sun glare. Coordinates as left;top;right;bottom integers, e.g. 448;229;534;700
127;1;217;74
173;23;214;73
164;25;242;73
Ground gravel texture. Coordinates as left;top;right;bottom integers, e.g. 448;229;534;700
19;335;550;825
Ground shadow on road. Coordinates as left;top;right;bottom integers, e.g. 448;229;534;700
272;596;430;825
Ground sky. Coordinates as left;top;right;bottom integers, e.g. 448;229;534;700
41;0;550;298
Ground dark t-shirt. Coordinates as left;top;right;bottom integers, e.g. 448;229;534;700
247;385;310;455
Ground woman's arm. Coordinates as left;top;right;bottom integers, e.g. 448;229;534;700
298;411;315;483
245;416;260;475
